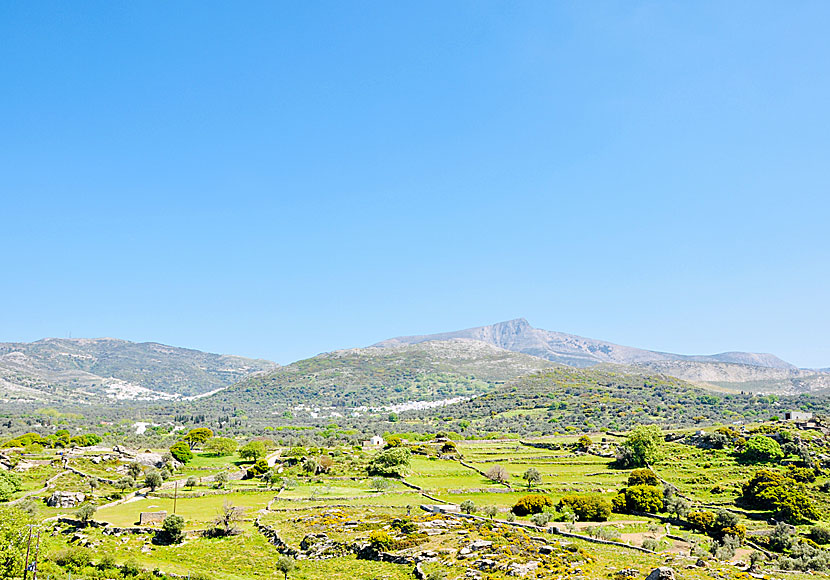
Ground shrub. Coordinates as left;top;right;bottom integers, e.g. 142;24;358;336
369;530;394;551
611;492;627;513
741;469;819;523
558;494;611;522
577;435;592;451
787;465;817;483
482;505;497;519
627;468;659;487
624;485;664;513
0;471;23;502
642;537;661;551
169;441;193;464
530;512;552;526
664;495;690;518
810;526;830;545
512;494;554;516
769;522;797;552
460;500;476;514
741;436;784;464
51;546;93;570
687;510;716;534
156;514;186;545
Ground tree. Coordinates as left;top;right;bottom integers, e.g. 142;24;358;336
370;477;393;493
368;447;411;478
144;471;163;491
88;477;99;494
205;437;238;456
127;462;142;479
76;503;96;523
486;465;509;484
186;476;197;490
115;476;135;493
620;425;663;468
157;514;186;544
169;441;193;464
522;467;542;490
239;440;267;462
214;471;229;488
482;505;498;520
577;435;592;451
275;556;296;580
741;436;784;464
211;501;243;537
183;428;214;450
460;500;476;514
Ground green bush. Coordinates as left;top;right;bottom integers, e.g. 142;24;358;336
558;494;611;522
687;510;716;533
512;494;553;516
741;436;784;464
169;441;193;464
368;447;411;478
623;485;664;513
369;530;394;551
810;526;830;545
0;471;23;501
741;469;819;523
627;468;659;487
156;514;186;545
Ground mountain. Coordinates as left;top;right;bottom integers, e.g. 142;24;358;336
374;318;830;394
0;338;277;403
374;318;797;369
212;339;556;415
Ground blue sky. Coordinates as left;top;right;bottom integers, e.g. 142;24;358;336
2;2;829;367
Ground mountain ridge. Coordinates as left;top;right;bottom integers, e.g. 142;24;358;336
374;317;798;369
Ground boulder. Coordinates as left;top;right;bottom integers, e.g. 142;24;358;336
46;491;86;508
507;561;539;577
645;568;675;580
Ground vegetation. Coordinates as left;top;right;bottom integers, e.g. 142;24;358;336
512;494;553;516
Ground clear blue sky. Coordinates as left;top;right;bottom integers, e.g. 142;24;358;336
2;2;829;367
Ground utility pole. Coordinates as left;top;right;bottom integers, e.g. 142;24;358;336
22;525;34;580
32;530;41;580
173;480;178;514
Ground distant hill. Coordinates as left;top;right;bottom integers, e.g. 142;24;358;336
374;318;828;393
0;338;277;403
435;365;825;435
213;339;556;413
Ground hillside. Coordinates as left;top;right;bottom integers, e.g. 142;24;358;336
0;338;277;403
212;339;556;414
428;365;830;436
